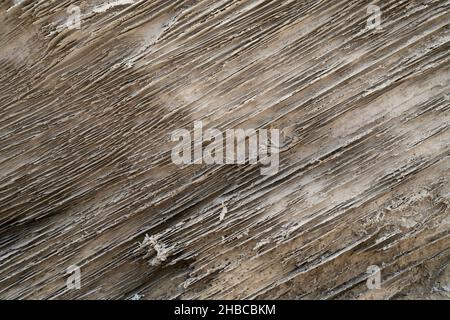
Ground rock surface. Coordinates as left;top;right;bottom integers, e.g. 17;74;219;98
0;0;449;299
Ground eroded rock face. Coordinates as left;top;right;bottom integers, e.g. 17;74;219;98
0;0;449;300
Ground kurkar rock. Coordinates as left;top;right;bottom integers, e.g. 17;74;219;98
0;0;449;300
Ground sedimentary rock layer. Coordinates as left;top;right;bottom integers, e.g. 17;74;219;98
0;0;449;299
